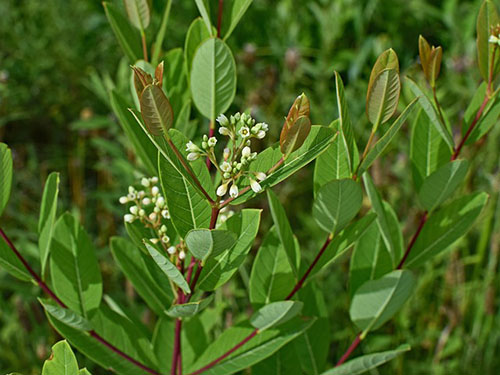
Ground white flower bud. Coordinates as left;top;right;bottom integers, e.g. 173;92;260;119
139;209;146;217
250;179;262;193
239;126;251;138
219;127;230;136
149;212;157;221
160;225;167;233
187;152;200;161
179;250;186;260
223;147;230;160
217;114;229;127
124;214;135;223
257;130;266;139
138;190;145;199
151;176;159;184
150;238;159;244
255;172;267;181
167;246;176;255
154;206;161;213
156;196;165;207
208;137;217;147
128;186;135;194
242;146;251;157
260;122;269;131
202;141;208;149
217;182;229;197
186;141;201;153
141;177;150;187
142;198;151;205
152;186;160;196
129;205;139;215
229;183;239;198
119;196;128;204
223;172;231;179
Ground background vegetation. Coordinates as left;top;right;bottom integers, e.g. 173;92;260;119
1;0;499;374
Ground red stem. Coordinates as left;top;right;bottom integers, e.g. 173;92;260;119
171;318;183;375
189;329;258;375
216;0;224;38
335;333;362;367
396;212;428;269
0;228;160;375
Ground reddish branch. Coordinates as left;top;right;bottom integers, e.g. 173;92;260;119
216;0;224;38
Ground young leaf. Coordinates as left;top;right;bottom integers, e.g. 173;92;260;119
313;179;363;234
477;0;500;82
190;38;236;120
350;270;416;334
185;229;237;262
50;213;102;318
222;0;254;40
280;116;312;158
140;84;174;137
103;2;142;62
198;209;261;291
39;299;92;332
367;49;400;95
250;301;303;331
185;18;213;73
419;35;442;87
145;242;191;294
406;77;454;150
0;235;32;282
406;193;488;267
194;0;213;36
132;65;153;102
267;189;300;276
0;143;12;217
165;297;213;318
418;160;469;212
42;340;79;375
366;68;401;128
321;344;411;375
38;172;59;275
123;0;150;31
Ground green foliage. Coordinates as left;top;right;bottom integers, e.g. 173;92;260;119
0;143;12;217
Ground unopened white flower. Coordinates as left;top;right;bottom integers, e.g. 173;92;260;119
119;196;128;204
219;127;230;136
220;162;232;173
128;186;135;194
142;197;151;205
152;186;160;196
242;146;251;157
149;212;157;221
129;205;139;215
260;122;269;131
187;152;200;161
139;209;146;217
167;246;176;255
150;238;159;244
138;190;145;199
223;147;230;160
257;130;266;139
160;225;167;233
179;250;186;260
151;176;159;184
217;114;229;127
161;209;170;219
207;137;217;147
489;35;499;44
229;183;239;198
124;214;135;223
239;126;250;138
154;206;161;213
141;177;150;187
186;141;201;153
156;196;165;207
217;182;229;197
255;172;267;181
250;179;262;193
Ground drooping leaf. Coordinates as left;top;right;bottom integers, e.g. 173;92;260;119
185;229;237;262
406;77;454;150
185;18;213;73
165;296;213;318
194;0;213;36
406;193;488;267
350;270;416;334
103;2;142;62
50;213;102;318
267;189;299;276
0;143;12;217
145;242;191;294
366;68;400;128
250;301;303;331
38;172;59;275
39;299;92;332
477;0;500;81
42;340;79;375
313;179;363;234
222;0;254;40
123;0;150;31
198;209;261;290
191;38;236;120
140;84;174;137
321;344;411;375
418;160;469;212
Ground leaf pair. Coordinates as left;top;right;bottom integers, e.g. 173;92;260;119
280;93;312;158
418;35;442;88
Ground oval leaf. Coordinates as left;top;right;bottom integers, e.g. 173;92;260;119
140;84;174;137
366;68;401;127
250;301;303;331
0;143;12;218
42;340;79;375
38;172;60;275
367;49;399;96
185;229;237;262
123;0;150;30
280;116;312;158
165;297;213;318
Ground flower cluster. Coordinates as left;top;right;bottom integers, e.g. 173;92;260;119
185;112;269;199
489;26;500;45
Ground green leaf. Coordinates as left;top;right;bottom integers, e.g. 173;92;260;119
406;193;488;267
334;72;358;172
463;84;500;144
366;68;400;127
249;228;295;306
185;18;213;74
0;234;32;282
410;109;451;190
267;189;299;276
367;49;399;95
110;90;157;174
79;369;92;375
350;270;416;334
123;0;150;30
38;172;59;275
250;301;303;331
39;299;92;331
190;38;236;120
349;222;393;298
110;237;173;316
363;174;403;265
151;0;173;66
0;143;12;217
477;0;500;81
165;297;213;318
198;209;261;291
314;120;351;195
406;77;454;150
162;48;189;116
42;340;79;375
357;99;417;176
103;2;142;62
232;126;336;205
280;116;312;158
222;0;254;40
140;84;174;137
185;229;237;262
50;213;102;318
418;160;469;212
194;0;213;35
321;344;411;375
309;214;377;279
145;242;191;294
252;343;302;375
313;179;363;234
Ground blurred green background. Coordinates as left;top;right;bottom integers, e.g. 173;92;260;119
1;0;499;374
